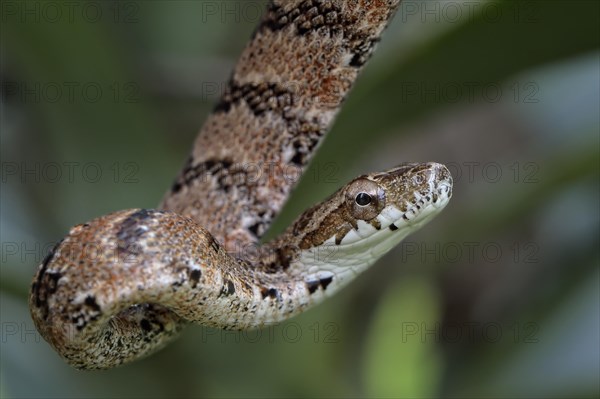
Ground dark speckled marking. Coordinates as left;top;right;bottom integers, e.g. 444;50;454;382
32;240;62;301
306;280;320;294
72;315;86;331
214;82;294;116
248;222;262;238
306;276;333;294
208;236;220;253
258;1;343;36
45;272;62;292
153;319;165;333
189;269;201;288
31;239;64;319
258;1;385;68
140;319;152;332
70;295;104;332
370;218;382;230
261;287;278;299
220;279;235;296
274;247;292;270
289;133;322;167
117;209;156;254
171;159;233;194
170;156;193;193
320;276;333;290
35;271;62;320
84;295;101;312
213;79;324;170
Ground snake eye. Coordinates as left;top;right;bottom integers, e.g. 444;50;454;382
355;193;372;206
345;178;385;220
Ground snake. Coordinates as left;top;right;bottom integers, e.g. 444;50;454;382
29;0;452;370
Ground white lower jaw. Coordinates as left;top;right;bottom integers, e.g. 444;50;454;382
295;190;450;270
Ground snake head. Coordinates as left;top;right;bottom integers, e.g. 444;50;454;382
288;162;452;280
339;162;452;245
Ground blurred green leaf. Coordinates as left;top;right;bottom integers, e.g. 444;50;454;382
363;274;443;397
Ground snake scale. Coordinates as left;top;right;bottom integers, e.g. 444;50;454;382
29;0;452;370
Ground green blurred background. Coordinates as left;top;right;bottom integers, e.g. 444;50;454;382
1;0;598;397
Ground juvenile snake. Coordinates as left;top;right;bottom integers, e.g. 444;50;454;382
29;0;453;370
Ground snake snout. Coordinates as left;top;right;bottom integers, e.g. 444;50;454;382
426;162;453;207
425;162;452;183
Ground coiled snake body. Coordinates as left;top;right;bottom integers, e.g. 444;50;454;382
29;0;452;370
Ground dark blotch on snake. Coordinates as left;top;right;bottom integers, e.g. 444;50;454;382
171;158;233;194
208;236;220;253
116;209;155;254
306;280;320;294
290;135;322;167
248;222;262;238
306;277;333;294
258;1;382;69
258;1;343;36
32;240;62;296
31;239;64;319
140;319;152;332
213;80;324;170
320;276;333;290
214;82;294;116
261;287;278;299
35;271;62;320
84;295;101;312
389;223;398;231
189;269;201;288
220;279;235;296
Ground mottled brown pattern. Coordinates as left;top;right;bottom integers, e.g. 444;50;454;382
29;1;453;370
161;0;401;252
